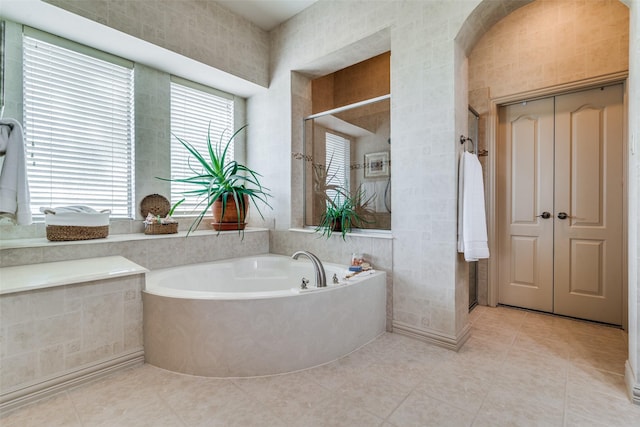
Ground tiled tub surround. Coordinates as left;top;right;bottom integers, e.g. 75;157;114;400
0;257;148;412
0;228;270;269
0;229;270;411
270;229;394;331
144;255;387;377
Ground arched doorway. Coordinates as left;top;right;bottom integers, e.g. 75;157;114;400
455;0;636;402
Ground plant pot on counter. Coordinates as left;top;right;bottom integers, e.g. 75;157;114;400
211;194;248;231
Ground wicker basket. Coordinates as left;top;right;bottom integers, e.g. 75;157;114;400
144;222;178;235
141;194;171;217
46;225;109;241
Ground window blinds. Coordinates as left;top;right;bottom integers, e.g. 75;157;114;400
325;132;350;204
23;31;134;219
170;78;235;216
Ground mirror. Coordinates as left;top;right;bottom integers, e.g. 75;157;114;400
303;95;391;231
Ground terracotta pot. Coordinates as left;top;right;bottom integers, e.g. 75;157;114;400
211;194;248;231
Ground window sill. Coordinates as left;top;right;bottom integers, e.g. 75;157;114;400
0;227;269;251
287;227;393;240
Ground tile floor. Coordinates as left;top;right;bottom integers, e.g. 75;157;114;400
2;305;640;426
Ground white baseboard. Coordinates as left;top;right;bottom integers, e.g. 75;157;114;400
0;349;144;413
392;321;471;351
625;360;640;405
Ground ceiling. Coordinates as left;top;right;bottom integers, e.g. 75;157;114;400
215;0;319;31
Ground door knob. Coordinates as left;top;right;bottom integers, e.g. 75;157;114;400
557;212;569;220
536;212;551;219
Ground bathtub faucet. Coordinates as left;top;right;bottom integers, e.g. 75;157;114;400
291;251;326;288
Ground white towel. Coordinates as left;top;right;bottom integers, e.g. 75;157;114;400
457;151;489;261
0;119;32;225
361;180;391;213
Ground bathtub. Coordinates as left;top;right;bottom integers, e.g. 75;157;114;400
143;254;386;377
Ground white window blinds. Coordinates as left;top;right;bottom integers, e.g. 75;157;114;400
325;132;350;204
23;30;135;219
170;78;234;216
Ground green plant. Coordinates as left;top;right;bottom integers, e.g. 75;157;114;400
160;124;271;235
316;184;374;240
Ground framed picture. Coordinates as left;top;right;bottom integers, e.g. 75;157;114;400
364;151;390;178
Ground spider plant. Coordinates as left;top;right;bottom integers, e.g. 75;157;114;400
316;184;374;240
160;124;272;235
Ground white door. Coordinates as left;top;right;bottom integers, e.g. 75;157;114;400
553;86;624;324
497;97;555;313
498;85;624;325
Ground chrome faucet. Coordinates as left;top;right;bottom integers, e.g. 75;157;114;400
291;250;326;288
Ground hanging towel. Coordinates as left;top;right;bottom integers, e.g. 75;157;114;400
457;151;489;261
0;119;32;225
361;180;391;213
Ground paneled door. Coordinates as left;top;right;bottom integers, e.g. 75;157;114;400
497;85;623;325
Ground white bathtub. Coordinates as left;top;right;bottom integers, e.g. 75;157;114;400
143;254;386;377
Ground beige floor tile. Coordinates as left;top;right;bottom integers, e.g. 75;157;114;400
4;305;638;427
564;411;613;427
446;335;511;366
88;399;185;427
0;393;81;427
491;372;567;412
387;390;476;427
366;332;450;362
569;345;628;375
500;346;569;381
232;371;332;424
334;371;413;419
68;367;169;425
304;353;378;391
367;355;435;389
565;388;640;427
412;362;495;413
473;386;564;427
511;332;573;360
469;323;518;346
295;394;385;427
155;376;265;426
569;331;627;356
567;364;627;399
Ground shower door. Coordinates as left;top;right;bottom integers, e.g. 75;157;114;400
497;84;623;325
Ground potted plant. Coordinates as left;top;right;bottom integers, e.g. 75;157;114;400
162;124;271;235
316;184;374;240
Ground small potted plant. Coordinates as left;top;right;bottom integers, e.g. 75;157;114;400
161;124;271;235
316;184;374;240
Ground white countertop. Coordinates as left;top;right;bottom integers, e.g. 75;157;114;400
0;256;149;295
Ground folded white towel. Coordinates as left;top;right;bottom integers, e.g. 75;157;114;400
457;151;489;261
40;206;111;227
0;119;31;225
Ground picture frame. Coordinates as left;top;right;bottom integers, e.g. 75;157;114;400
364;151;390;178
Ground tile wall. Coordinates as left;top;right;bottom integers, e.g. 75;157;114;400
0;229;269;269
0;273;144;396
250;0;478;346
43;0;269;88
270;230;393;330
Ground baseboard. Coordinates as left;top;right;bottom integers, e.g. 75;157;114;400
0;349;144;413
625;360;640;405
392;321;471;351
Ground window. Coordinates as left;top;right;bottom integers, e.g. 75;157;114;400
170;77;235;215
23;29;135;219
325;132;350;204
